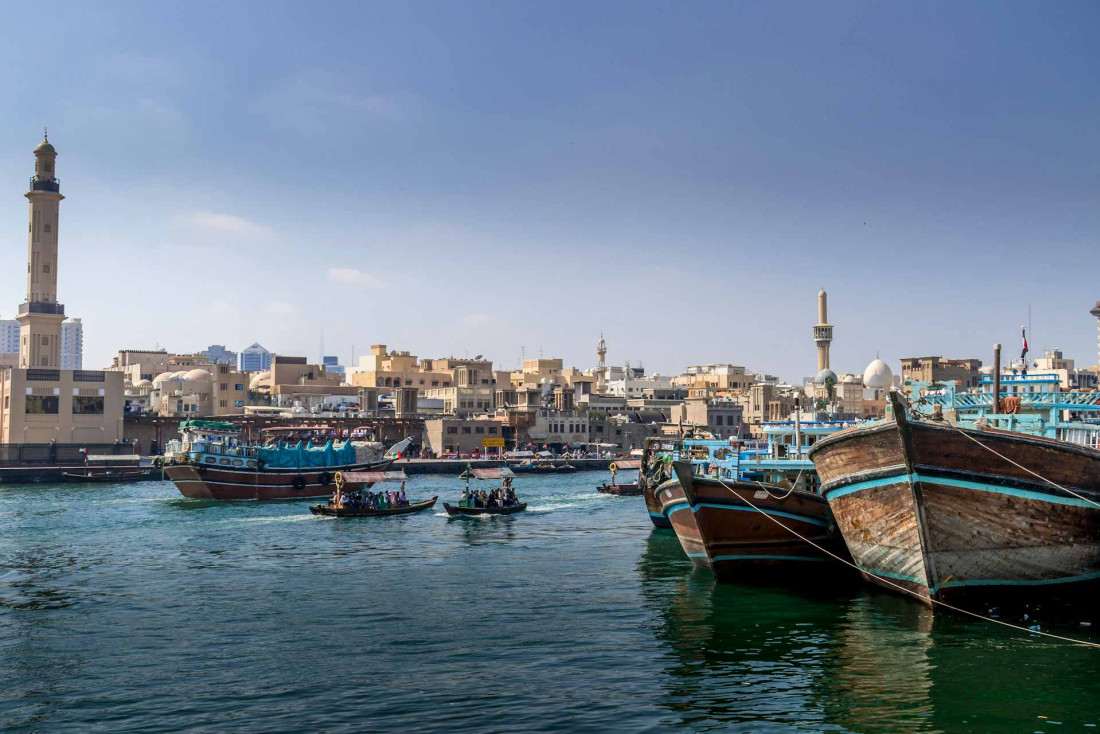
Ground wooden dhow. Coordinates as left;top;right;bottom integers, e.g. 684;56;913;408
655;462;851;583
163;420;408;501
808;392;1100;608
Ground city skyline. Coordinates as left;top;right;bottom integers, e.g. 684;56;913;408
0;2;1097;380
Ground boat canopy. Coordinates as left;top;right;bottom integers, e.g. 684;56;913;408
261;425;333;432
257;440;357;468
610;459;641;471
471;467;515;480
339;470;407;483
86;454;141;463
179;419;238;433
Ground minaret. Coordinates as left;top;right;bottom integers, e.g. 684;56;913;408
16;131;66;368
813;289;833;372
595;333;607;392
1091;300;1100;366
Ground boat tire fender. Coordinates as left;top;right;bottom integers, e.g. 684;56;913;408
292;475;306;491
319;471;333;487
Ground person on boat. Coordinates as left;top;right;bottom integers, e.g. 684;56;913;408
460;488;469;507
330;490;340;507
399;484;408;507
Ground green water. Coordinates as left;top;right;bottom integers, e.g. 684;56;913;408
0;473;1096;732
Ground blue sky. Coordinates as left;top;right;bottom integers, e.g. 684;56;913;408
0;1;1097;380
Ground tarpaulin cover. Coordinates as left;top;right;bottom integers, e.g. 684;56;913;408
611;460;641;470
258;440;357;468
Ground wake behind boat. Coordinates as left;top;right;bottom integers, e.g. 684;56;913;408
163;420;409;500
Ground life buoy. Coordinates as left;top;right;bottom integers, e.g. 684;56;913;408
334;472;345;491
609;462;619;473
292;475;306;491
319;471;333;487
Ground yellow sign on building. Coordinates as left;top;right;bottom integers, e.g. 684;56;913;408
482;437;505;448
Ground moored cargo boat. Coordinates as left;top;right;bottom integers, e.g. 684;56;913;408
163;420;406;500
808;392;1100;608
655;462;851;583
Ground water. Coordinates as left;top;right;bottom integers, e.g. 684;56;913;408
0;472;1097;733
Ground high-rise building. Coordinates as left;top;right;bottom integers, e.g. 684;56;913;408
322;355;344;376
0;318;19;359
239;342;272;372
60;317;82;369
202;344;237;366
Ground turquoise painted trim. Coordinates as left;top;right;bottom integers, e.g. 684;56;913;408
686;553;708;558
664;499;690;515
691;502;828;527
648;512;668;519
827;472;1098;509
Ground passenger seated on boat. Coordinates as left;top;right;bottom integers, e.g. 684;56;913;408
460;489;469;507
398;485;408;507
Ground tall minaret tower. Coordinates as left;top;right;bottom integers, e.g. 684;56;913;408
16;132;66;368
1091;300;1100;367
813;289;833;372
595;333;607;392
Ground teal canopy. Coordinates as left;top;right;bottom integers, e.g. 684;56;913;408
257;440;357;469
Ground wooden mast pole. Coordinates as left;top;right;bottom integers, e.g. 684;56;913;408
992;343;1002;416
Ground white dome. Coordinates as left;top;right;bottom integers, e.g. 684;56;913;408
978;365;995;374
183;368;212;382
249;371;271;390
841;374;859;384
863;359;894;390
134;378;152;388
814;368;838;386
152;372;177;385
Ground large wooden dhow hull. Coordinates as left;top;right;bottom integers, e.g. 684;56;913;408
655;462;850;583
165;459;394;501
808;396;1100;607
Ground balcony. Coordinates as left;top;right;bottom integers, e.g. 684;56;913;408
18;302;65;316
29;176;60;193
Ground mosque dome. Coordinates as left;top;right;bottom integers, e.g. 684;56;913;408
862;359;894;390
814;368;838;386
134;378;152;388
152;372;177;386
34;138;56;155
183;368;213;382
841;374;859;384
249;371;271;390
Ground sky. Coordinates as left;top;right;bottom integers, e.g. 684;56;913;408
0;1;1097;381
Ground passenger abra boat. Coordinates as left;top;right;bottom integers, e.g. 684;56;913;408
162;420;409;501
310;470;437;517
443;467;527;516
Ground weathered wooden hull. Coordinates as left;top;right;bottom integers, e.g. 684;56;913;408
809;407;1100;608
642;456;674;529
654;467;850;583
309;497;437;517
164;458;394;501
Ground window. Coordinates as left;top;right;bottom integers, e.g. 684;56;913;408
43;263;50;272
44;224;51;233
72;396;104;414
715;415;723;426
475;427;484;434
41;336;48;345
405;380;412;386
419;379;425;386
431;381;439;387
235;384;244;391
220;383;228;391
488;427;498;434
219;400;227;408
446;427;458;435
26;395;58;414
461;427;471;434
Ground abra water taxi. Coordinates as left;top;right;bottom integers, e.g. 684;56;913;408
163;419;409;501
596;460;641;496
309;470;437;517
443;467;527;516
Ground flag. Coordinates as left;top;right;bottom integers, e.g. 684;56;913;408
1020;326;1029;360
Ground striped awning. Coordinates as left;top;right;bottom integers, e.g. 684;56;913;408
471;467;515;480
339;470;407;483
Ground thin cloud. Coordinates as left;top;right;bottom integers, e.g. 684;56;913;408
328;268;379;287
182;211;272;236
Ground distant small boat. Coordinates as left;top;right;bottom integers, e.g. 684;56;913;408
61;469;151;483
310;497;437;517
448;466;527;516
596;459;642;495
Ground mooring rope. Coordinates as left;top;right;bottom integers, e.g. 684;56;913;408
711;475;1100;650
948;424;1100;511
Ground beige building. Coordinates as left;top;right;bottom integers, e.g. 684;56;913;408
424;417;505;455
900;356;983;389
150;363;251;417
349;345;454;390
0;135;125;444
670;398;745;438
